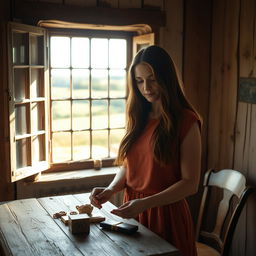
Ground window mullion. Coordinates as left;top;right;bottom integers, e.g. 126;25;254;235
70;36;73;161
107;38;110;158
89;37;92;159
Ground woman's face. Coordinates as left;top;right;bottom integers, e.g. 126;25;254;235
134;63;161;103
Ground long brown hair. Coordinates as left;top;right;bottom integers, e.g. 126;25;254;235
115;46;201;166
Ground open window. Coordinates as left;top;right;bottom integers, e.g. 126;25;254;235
8;22;48;182
8;21;155;182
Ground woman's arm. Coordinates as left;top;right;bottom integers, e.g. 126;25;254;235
108;165;127;193
111;123;201;218
90;166;126;208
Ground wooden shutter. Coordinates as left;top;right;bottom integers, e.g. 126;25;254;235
132;33;155;57
8;22;49;182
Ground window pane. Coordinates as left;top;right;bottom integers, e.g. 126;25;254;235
32;134;45;163
73;131;90;160
71;37;89;68
72;69;89;98
92;130;108;159
50;37;70;68
91;69;108;98
110;99;125;128
110;129;125;157
52;101;71;131
91;38;108;68
13;32;29;65
52;132;71;162
92;100;108;129
16;138;30;168
72;100;90;130
109;39;127;69
15;104;29;135
31;102;45;133
31;35;44;66
14;68;29;100
109;69;126;98
31;68;44;98
51;69;70;99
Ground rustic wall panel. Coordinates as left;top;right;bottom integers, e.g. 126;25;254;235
208;0;239;170
64;0;97;6
118;0;141;8
233;0;256;255
143;0;164;10
38;0;63;3
183;0;212;223
160;0;183;73
99;0;118;8
0;0;15;202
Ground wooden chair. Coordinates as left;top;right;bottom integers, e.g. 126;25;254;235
196;169;255;256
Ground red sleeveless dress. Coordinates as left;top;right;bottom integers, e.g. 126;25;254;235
124;109;200;256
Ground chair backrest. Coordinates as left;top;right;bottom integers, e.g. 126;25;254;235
196;169;254;255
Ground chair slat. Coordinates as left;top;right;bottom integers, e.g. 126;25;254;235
208;169;246;197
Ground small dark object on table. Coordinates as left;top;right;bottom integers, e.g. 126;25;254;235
100;220;138;235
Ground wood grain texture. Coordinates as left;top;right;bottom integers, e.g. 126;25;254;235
39;0;63;3
14;1;165;27
98;0;119;8
0;194;180;256
65;0;97;6
0;199;83;256
233;0;256;255
0;0;15;201
143;0;164;10
208;0;239;170
160;0;183;72
118;0;141;8
38;195;128;256
183;0;212;223
74;193;180;256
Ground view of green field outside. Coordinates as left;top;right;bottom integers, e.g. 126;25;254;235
50;36;127;162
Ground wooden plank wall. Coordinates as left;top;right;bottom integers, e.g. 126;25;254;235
160;0;183;73
208;0;256;255
183;0;212;222
0;0;15;202
208;0;239;171
233;0;256;255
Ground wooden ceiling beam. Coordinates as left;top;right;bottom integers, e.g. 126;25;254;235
14;1;166;28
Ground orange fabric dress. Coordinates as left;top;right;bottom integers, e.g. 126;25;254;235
124;109;200;256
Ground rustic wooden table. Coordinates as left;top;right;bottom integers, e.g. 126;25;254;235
0;193;180;256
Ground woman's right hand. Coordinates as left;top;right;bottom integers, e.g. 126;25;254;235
89;187;114;209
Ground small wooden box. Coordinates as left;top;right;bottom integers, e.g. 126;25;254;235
68;214;90;235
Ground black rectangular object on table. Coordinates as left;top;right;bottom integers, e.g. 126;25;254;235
100;220;138;235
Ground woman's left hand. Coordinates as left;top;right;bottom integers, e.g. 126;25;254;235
110;199;147;219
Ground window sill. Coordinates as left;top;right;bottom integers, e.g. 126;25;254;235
36;167;118;183
16;167;118;199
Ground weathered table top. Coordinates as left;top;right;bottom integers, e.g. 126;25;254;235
0;193;180;256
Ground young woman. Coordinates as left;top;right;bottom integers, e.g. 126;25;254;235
90;45;202;256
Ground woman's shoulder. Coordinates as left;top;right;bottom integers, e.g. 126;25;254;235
181;108;200;121
178;108;202;141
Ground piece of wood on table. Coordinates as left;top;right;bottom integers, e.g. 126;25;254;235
74;193;180;256
0;199;83;256
38;194;128;256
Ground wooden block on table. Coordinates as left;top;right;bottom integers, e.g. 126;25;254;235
61;214;105;225
61;215;69;225
89;215;106;223
68;214;90;235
